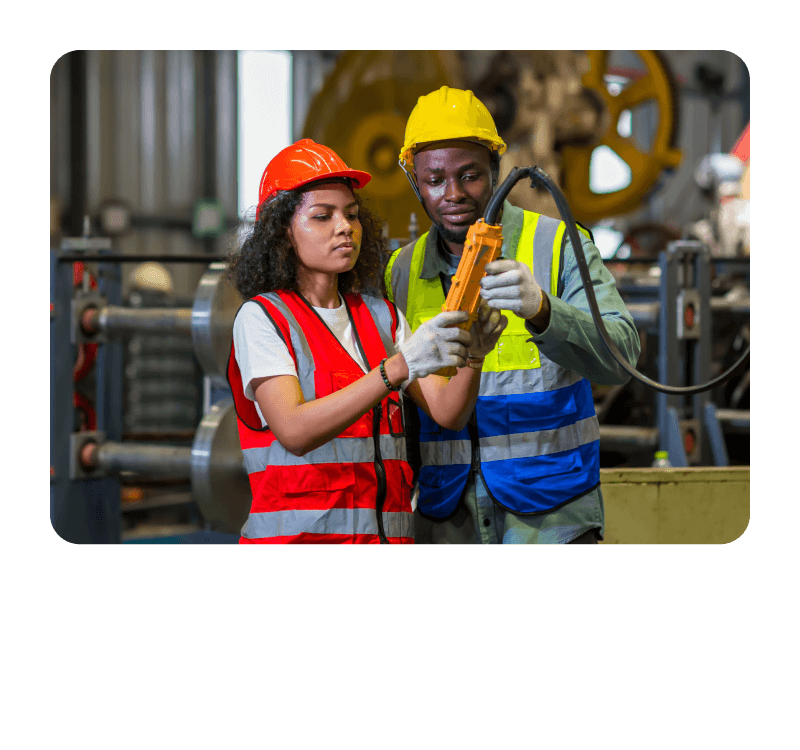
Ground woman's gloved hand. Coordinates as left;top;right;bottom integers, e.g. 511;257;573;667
480;259;543;319
399;310;471;381
467;302;508;359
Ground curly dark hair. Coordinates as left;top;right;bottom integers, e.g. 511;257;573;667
227;181;388;300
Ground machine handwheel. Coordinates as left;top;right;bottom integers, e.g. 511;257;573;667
561;50;683;223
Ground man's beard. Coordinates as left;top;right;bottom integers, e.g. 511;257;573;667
436;222;470;246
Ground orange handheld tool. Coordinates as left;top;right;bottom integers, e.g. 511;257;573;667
436;219;504;377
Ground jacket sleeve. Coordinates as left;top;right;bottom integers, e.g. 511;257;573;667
524;234;641;385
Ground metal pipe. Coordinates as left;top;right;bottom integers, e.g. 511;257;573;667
597;414;748;456
89;300;750;335
710;297;750;314
624;298;750;330
714;409;750;430
95;442;194;477
59;254;226;263
626;302;659;328
69;51;87;236
82;305;193;337
599;426;660;450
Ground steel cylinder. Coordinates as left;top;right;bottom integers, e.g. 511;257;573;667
191;263;245;383
598;425;660;450
190;398;251;534
624;298;749;330
626;302;659;329
75;400;251;534
96;442;194;476
92;305;194;336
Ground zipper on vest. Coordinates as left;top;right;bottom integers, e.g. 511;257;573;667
373;403;389;543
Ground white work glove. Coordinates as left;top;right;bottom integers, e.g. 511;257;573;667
399;310;471;381
467;302;508;359
480;259;543;320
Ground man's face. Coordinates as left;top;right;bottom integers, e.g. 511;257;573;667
413;141;494;246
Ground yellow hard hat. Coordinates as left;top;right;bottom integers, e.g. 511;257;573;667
130;262;173;294
399;86;507;167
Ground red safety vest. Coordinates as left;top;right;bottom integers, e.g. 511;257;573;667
227;290;415;543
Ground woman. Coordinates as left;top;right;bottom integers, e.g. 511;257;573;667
227;139;506;543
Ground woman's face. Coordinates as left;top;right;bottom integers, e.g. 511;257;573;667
288;182;362;276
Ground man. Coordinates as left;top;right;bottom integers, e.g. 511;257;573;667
384;86;641;544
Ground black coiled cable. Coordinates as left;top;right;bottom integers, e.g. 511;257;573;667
487;166;750;396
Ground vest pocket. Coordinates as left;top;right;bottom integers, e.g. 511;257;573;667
486;331;541;372
417;462;443;490
399;459;414;490
506;388;577;434
279;462;356;494
504;450;585;493
329;370;371;437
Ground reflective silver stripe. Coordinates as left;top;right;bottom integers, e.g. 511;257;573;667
243;434;406;473
260;293;316;401
360;295;396;356
419;439;472;467
241;508;414;540
479;365;582;398
478;415;600;462
498;201;525;261
381;433;408;460
388;242;417;317
532;214;561;290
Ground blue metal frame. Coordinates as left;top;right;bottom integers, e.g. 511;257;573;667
51;247;123;543
656;241;726;467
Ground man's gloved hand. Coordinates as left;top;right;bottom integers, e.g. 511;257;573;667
399;310;472;381
467;302;508;359
480;259;543;320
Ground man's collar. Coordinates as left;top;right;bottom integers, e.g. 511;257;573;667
418;223;448;280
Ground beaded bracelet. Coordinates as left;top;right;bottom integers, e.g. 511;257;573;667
379;358;401;391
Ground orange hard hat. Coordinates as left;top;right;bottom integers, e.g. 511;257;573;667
257;139;371;215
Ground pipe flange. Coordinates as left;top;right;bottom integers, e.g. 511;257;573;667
71;292;107;345
69;430;106;480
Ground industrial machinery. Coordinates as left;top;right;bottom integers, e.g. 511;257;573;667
303;50;682;236
490;50;683;223
51;232;251;543
596;122;750;466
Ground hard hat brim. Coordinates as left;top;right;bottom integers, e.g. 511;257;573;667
400;136;506;167
258;169;372;215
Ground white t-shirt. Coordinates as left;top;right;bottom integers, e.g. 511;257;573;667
233;293;411;427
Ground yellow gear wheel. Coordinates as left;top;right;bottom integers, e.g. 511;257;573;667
346;112;409;198
561;50;683;223
302;51;464;240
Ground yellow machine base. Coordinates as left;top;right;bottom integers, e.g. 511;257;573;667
599;467;750;544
